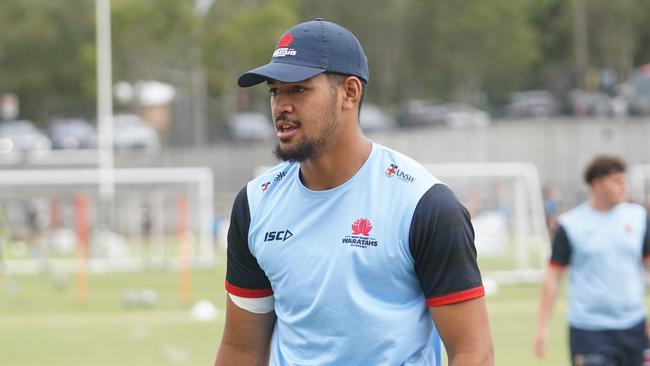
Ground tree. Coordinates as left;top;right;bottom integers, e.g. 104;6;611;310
403;0;539;105
0;0;95;121
201;0;299;115
111;0;198;82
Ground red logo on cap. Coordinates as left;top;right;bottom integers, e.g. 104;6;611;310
276;33;294;48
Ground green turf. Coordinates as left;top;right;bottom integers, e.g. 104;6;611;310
0;258;227;366
0;254;589;366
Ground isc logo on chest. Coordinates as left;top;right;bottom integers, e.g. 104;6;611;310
264;230;294;242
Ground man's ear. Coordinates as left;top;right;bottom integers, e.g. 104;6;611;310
341;76;362;112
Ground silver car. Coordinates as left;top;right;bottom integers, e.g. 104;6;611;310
112;114;160;152
0;120;52;155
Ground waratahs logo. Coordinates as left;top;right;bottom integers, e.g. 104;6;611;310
342;218;378;248
351;218;372;236
261;182;270;192
273;33;297;58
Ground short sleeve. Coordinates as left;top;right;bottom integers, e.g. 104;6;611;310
409;184;484;307
225;186;273;298
549;224;571;268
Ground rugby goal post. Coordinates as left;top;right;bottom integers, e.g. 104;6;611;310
0;167;214;275
424;162;551;284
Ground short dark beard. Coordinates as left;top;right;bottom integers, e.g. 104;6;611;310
273;135;321;162
273;85;339;162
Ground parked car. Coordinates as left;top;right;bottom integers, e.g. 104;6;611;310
0;120;51;155
47;118;97;149
112;114;160;152
622;64;650;115
359;104;394;132
396;100;447;127
442;103;491;128
227;112;274;141
567;89;613;117
505;90;559;118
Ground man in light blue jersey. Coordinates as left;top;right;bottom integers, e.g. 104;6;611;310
215;18;494;366
535;155;650;365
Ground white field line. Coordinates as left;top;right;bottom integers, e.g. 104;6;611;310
0;309;225;328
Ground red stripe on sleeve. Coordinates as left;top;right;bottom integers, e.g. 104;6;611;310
426;286;485;307
549;260;568;268
225;280;273;298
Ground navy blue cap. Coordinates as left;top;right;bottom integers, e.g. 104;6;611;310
238;18;369;87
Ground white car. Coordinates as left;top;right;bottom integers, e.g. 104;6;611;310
228;112;274;141
0;120;52;155
442;104;491;128
112;114;160;152
360;104;395;132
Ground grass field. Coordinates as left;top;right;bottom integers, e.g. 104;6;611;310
1;253;574;365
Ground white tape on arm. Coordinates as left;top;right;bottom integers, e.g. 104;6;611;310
229;293;275;314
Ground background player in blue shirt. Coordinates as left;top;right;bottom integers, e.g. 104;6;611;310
534;155;650;365
216;18;494;366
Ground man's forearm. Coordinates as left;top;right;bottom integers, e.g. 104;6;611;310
448;349;494;366
215;343;270;366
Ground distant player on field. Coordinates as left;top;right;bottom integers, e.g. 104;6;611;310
534;155;650;365
215;18;494;365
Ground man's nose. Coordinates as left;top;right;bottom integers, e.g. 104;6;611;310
273;93;294;115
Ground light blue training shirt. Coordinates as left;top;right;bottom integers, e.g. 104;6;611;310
225;142;485;365
551;202;650;330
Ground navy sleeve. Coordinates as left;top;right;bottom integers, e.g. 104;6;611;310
225;186;273;298
643;214;650;259
549;224;571;267
409;184;484;307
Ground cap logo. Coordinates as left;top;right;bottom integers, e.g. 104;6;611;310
276;33;294;48
273;32;297;58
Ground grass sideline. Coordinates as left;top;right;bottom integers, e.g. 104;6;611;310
1;256;574;365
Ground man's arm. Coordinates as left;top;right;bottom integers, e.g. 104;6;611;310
533;264;564;359
430;297;494;365
215;296;276;366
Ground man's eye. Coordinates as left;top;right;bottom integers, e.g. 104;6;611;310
292;86;305;93
268;88;279;96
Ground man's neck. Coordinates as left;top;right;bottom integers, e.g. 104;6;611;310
298;129;371;191
587;196;617;212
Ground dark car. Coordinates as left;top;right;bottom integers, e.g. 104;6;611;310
47;118;97;149
505;90;559;119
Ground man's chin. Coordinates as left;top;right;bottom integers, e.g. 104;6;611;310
274;142;316;162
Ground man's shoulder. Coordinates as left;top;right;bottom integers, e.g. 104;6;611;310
243;161;298;206
555;204;587;234
617;202;647;216
372;142;443;189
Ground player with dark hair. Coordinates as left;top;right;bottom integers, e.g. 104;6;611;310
216;18;494;366
535;155;650;365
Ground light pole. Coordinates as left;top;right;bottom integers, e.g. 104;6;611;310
96;0;115;228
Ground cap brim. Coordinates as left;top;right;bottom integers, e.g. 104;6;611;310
238;62;326;87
